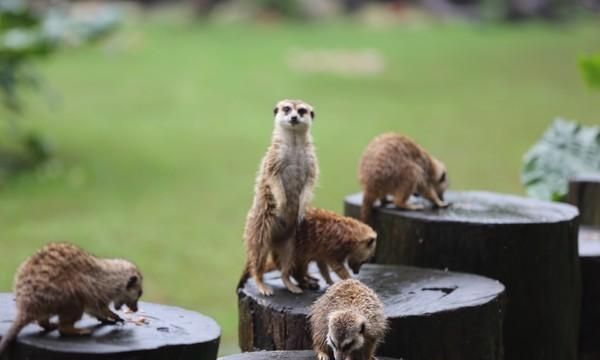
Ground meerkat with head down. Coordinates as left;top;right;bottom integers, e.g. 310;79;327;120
0;243;143;356
358;133;449;223
239;99;319;296
292;208;377;289
310;279;387;360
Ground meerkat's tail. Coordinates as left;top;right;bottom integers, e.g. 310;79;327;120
361;191;377;225
237;262;251;290
0;312;29;356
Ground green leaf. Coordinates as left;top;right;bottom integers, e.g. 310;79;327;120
580;53;600;89
521;118;600;201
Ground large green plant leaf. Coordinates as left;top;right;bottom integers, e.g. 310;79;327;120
522;118;600;201
580;53;600;90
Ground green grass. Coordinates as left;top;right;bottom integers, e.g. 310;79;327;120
0;15;599;355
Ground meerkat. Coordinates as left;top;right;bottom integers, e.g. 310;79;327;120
239;99;318;296
292;208;377;289
0;243;143;356
310;279;387;360
358;132;449;223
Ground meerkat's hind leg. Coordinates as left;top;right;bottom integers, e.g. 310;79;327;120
394;183;423;211
58;310;91;337
252;250;274;296
38;318;58;332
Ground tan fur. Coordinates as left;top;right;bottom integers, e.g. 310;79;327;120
310;279;387;360
0;243;143;356
358;133;449;223
240;99;319;296
293;208;376;288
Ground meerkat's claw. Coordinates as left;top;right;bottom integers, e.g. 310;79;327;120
287;284;303;294
316;351;330;360
258;285;274;296
396;203;424;211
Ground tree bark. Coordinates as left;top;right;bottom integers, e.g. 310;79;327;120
345;191;580;360
0;293;221;360
568;175;600;226
238;264;505;360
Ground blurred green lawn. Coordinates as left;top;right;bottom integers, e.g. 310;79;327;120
0;15;598;355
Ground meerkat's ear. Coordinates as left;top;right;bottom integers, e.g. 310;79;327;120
127;275;138;290
310;110;315;120
273;107;279;115
439;171;447;183
367;238;376;248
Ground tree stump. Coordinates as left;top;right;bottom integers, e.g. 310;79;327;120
0;293;220;360
219;350;400;360
579;226;600;360
569;175;600;227
238;264;505;360
344;191;580;360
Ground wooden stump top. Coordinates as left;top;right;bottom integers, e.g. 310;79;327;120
345;191;578;225
0;293;220;359
580;226;600;257
219;351;399;360
239;263;504;320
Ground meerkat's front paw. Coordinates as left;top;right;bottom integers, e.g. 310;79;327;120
286;283;303;294
258;284;274;296
436;201;451;209
395;203;424;211
316;351;330;360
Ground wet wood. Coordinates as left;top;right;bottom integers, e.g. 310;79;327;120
569;175;600;226
0;293;221;360
219;350;400;360
238;264;505;360
345;191;580;360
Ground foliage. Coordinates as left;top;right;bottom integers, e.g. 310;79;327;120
0;0;120;167
522;119;600;201
580;52;600;90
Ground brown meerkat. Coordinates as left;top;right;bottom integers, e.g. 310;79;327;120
358;132;449;222
0;243;143;356
239;99;318;296
310;279;387;360
292;208;377;289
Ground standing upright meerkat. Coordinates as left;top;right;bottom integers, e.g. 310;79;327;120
0;243;143;356
293;208;377;289
239;99;319;296
358;133;449;223
310;279;387;360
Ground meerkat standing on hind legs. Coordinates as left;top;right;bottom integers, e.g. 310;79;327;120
239;99;318;296
0;243;144;356
358;133;450;223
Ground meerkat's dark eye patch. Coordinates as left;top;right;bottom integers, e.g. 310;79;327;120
342;340;355;352
282;106;292;114
359;322;366;334
297;108;308;116
439;171;447;183
328;337;337;350
367;238;376;247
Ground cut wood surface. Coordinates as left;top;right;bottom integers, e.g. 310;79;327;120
580;226;600;359
219;350;399;360
238;264;505;360
0;293;220;360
